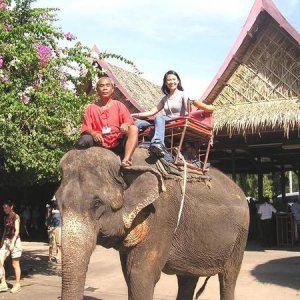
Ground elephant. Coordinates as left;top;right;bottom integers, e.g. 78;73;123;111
56;146;249;300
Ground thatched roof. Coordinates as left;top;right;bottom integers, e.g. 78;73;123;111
108;64;163;111
90;45;162;113
214;98;300;137
201;0;300;136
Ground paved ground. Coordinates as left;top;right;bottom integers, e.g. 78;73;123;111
0;242;299;299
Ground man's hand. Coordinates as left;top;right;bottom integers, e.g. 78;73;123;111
91;132;104;144
120;124;129;134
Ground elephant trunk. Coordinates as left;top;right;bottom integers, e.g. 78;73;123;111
61;211;97;300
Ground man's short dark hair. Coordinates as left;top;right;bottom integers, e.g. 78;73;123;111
96;76;115;90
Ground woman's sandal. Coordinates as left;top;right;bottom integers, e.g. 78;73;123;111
121;160;132;168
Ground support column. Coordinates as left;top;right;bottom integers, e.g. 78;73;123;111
280;165;286;205
295;169;300;192
257;157;263;201
231;148;236;182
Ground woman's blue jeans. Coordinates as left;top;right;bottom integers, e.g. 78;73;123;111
135;115;172;146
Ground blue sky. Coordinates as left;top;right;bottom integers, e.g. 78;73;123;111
36;0;300;98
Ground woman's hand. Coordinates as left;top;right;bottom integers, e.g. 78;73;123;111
192;100;214;112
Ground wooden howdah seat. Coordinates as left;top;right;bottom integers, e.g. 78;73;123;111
138;109;214;170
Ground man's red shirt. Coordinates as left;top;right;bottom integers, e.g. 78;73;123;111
81;100;133;148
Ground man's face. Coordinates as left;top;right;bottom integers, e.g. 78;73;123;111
97;78;114;100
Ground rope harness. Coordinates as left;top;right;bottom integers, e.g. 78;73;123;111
175;152;188;232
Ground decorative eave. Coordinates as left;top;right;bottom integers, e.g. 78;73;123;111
91;45;144;111
201;0;300;104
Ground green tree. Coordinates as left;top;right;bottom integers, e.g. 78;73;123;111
263;174;273;199
236;173;258;199
0;0;135;186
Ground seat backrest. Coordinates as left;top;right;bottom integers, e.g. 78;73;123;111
190;110;213;128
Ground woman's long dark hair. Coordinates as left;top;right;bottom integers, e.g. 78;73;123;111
3;200;14;208
161;70;184;95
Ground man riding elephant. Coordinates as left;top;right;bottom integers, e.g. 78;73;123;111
76;76;138;167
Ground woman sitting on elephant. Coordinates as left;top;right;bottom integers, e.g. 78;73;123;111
131;70;214;159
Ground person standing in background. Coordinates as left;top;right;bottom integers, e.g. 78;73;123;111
258;197;277;247
0;200;22;294
46;197;61;263
291;198;300;242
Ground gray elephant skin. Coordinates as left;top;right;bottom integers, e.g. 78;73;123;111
56;147;249;300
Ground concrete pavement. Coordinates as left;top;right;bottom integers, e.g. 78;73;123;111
0;242;299;299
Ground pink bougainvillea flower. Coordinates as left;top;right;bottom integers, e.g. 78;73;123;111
0;0;7;10
60;79;67;88
4;24;13;30
32;80;40;89
18;92;30;104
35;43;52;66
0;2;7;10
63;32;74;41
21;94;30;104
37;73;44;80
2;75;9;83
0;55;3;68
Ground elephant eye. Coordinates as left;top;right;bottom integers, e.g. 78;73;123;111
92;198;106;220
92;197;104;209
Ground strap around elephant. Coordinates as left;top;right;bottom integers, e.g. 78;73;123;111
174;152;187;232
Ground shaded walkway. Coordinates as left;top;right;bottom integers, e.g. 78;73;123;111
251;256;300;290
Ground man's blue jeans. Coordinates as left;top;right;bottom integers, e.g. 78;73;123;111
135;115;172;146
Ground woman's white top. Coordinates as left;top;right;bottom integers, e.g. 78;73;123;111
159;90;187;117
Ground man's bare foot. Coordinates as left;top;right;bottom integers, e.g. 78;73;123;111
121;159;132;168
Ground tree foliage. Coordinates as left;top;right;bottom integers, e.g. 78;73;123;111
236;171;299;200
0;0;135;186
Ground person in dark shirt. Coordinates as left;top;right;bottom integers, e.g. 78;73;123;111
0;200;22;293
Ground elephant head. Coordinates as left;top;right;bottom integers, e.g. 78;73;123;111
56;147;164;300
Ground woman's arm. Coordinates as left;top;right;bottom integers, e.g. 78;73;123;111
192;100;214;112
9;217;20;249
132;102;164;119
0;218;6;246
183;96;189;115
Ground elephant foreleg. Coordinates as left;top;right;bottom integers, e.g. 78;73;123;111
176;275;199;300
120;236;173;300
120;251;157;300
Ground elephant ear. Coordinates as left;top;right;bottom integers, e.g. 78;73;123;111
121;166;166;229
